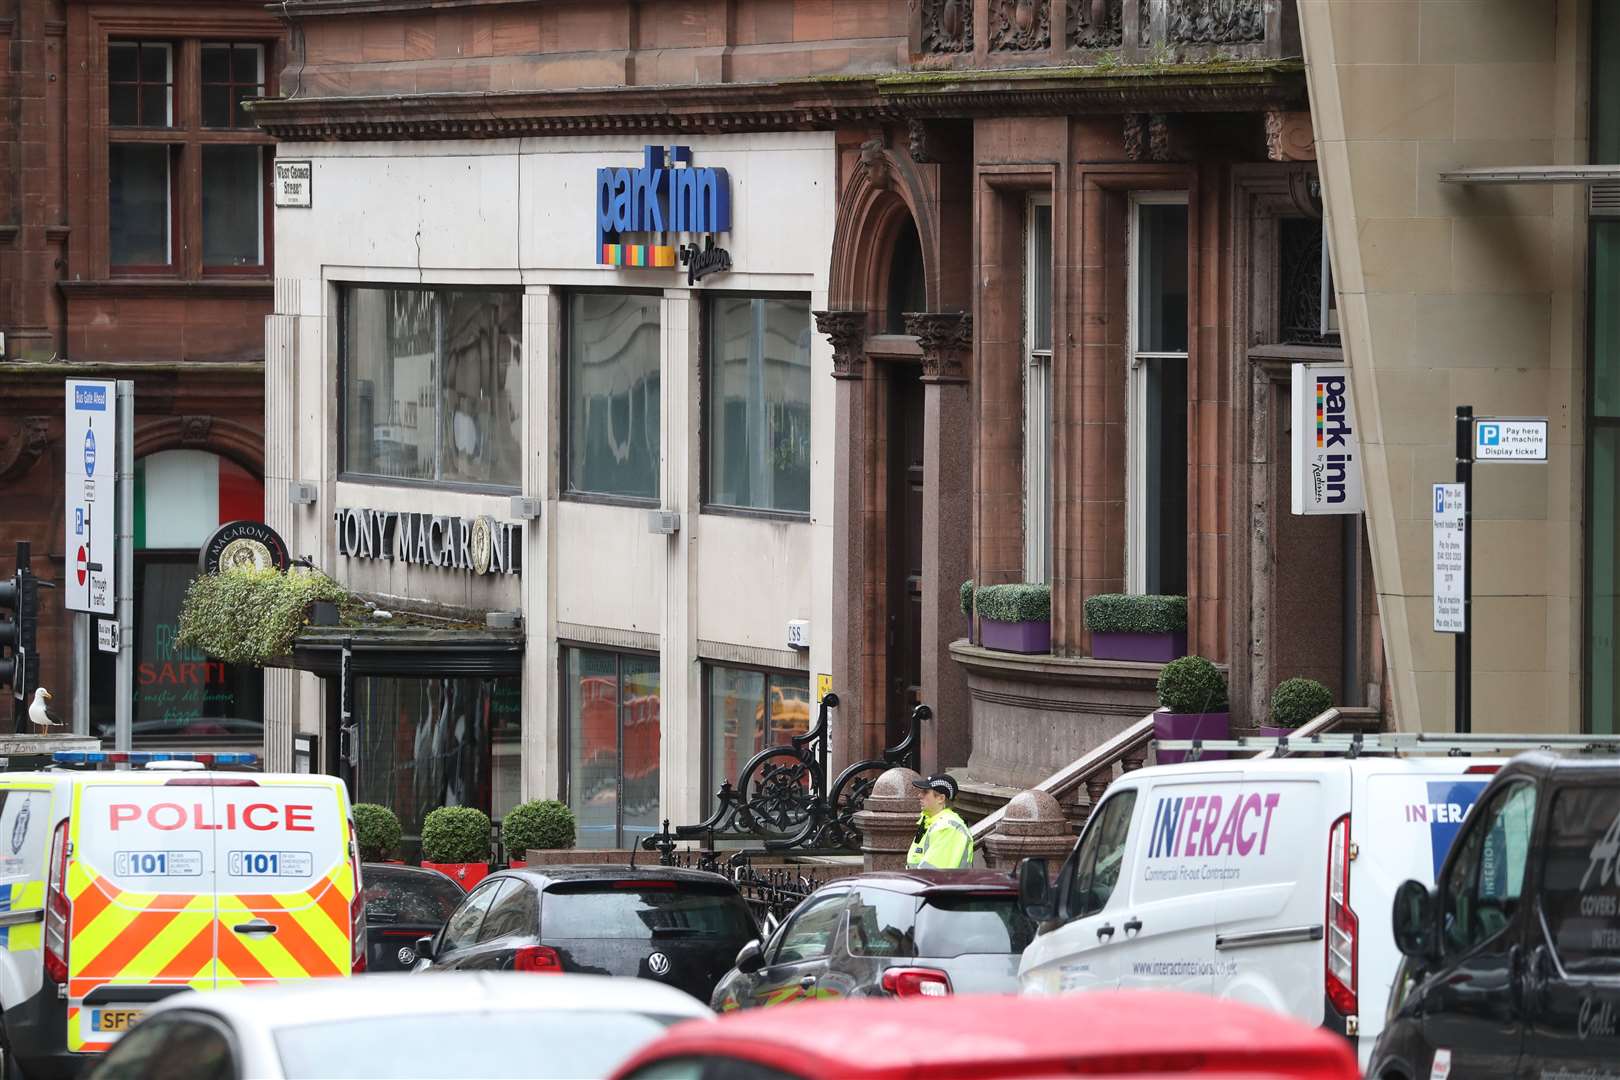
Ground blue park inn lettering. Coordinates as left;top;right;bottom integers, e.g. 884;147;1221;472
595;145;732;251
1313;375;1355;506
1147;792;1282;860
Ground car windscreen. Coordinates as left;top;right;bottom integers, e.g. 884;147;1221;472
541;882;756;941
361;868;465;924
274;1010;684;1079
913;894;1035;957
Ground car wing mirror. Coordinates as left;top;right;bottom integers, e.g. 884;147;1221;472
1017;857;1054;923
734;939;765;975
415;934;436;962
1391;879;1439;964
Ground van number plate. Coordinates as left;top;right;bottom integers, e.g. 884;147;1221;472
92;1009;144;1032
113;851;203;877
228;851;312;877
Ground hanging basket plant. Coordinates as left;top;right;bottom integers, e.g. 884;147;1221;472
176;566;350;667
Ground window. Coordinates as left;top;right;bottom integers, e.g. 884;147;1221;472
1537;787;1620;976
1024;196;1053;582
703;666;810;811
847;887;918;958
342;287;523;489
540;883;755;941
564;648;661;849
92;1014;235;1080
1127;195;1189;595
705;296;812;515
1070;789;1137;918
477;880;536;942
353;675;521;861
566;292;661;501
914;895;1035;958
1442;781;1538;955
441;880;503;952
106;39;272;274
770;890;847;964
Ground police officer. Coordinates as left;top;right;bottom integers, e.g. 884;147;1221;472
906;774;974;870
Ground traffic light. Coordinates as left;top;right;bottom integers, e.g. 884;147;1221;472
0;541;40;704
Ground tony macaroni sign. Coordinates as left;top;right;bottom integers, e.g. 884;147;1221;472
596;145;732;285
333;507;521;576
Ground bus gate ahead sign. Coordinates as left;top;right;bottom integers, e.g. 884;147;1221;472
65;379;116;615
1473;418;1548;462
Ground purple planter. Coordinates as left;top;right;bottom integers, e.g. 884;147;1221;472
980;617;1051;654
1154;710;1230;765
1089;629;1188;663
1257;725;1296;739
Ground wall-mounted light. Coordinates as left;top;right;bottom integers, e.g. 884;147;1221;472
510;496;543;520
647;511;681;535
288;481;318;505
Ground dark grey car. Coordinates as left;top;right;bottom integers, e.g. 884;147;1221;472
710;870;1034;1010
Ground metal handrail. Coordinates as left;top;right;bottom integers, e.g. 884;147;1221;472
1252;705;1382;760
968;710;1156;844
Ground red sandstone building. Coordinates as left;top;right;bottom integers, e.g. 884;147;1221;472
249;0;1380;820
0;0;281;740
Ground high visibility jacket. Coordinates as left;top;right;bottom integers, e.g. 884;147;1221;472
906;807;974;870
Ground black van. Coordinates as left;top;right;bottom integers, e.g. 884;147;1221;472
1368;751;1620;1080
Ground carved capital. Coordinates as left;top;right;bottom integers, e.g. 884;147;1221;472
0;418;49;482
904;311;972;384
179;415;214;446
814;310;869;381
1265;109;1317;163
1123;113;1173;161
907;119;936;165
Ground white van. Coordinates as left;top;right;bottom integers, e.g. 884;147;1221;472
1016;754;1500;1069
0;753;362;1079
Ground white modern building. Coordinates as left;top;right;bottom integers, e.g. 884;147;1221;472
264;133;838;853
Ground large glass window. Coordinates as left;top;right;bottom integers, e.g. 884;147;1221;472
1024;196;1053;582
201;145;262;267
1441;781;1537;955
89;450;265;745
705;297;812;514
200;42;263;130
566;293;661;501
1127;196;1189;596
354;675;522;861
108;41;173;128
109;144;171;267
703;665;810;811
564;648;661;849
342;286;523;488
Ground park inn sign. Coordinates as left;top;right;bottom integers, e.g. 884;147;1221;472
333;507;521;576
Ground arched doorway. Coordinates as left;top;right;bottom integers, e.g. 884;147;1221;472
89;449;266;747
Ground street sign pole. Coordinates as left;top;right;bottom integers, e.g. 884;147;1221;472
116;381;133;753
72;613;88;735
1455;405;1473;734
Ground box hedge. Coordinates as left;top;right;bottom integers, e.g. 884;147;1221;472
420;806;492;863
1270;677;1334;729
1156;655;1229;715
352;803;402;862
959;579;975;618
1082;593;1188;635
501;799;576;854
974;583;1051;623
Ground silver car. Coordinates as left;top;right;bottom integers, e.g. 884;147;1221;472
83;972;713;1080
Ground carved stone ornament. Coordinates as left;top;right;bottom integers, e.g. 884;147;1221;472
1124;113;1172;161
922;0;974;54
1169;0;1265;46
860;136;892;191
179;415;214;446
0;418;49;482
1069;0;1124;48
813;310;869;381
907;119;937;164
904;311;972;384
1264;109;1317;163
990;0;1051;52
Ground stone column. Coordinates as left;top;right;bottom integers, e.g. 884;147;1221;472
906;312;973;774
852;766;922;872
814;310;869;775
981;789;1076;876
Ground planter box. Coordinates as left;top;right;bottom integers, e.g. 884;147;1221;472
980;617;1051;654
1257;725;1296;740
1089;630;1188;663
1154;710;1230;765
504;859;526;870
421;861;489;888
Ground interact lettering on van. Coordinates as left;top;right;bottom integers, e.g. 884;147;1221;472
1407;780;1488;875
107;802;317;832
1146;792;1282;860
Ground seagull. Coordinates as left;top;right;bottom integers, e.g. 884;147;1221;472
29;688;60;730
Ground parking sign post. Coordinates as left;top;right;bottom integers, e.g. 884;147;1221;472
1453;407;1473;733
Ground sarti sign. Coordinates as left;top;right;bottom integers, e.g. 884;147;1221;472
596;145;732;284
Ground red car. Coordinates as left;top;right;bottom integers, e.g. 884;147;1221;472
610;990;1361;1080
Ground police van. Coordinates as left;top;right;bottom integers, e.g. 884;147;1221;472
1014;738;1536;1069
0;753;363;1079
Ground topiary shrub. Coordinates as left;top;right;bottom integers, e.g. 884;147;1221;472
1083;593;1188;634
1270;677;1334;729
501;800;576;855
959;579;975;618
975;583;1051;623
1156;655;1229;715
420;806;492;863
352;803;402;862
177;567;350;666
